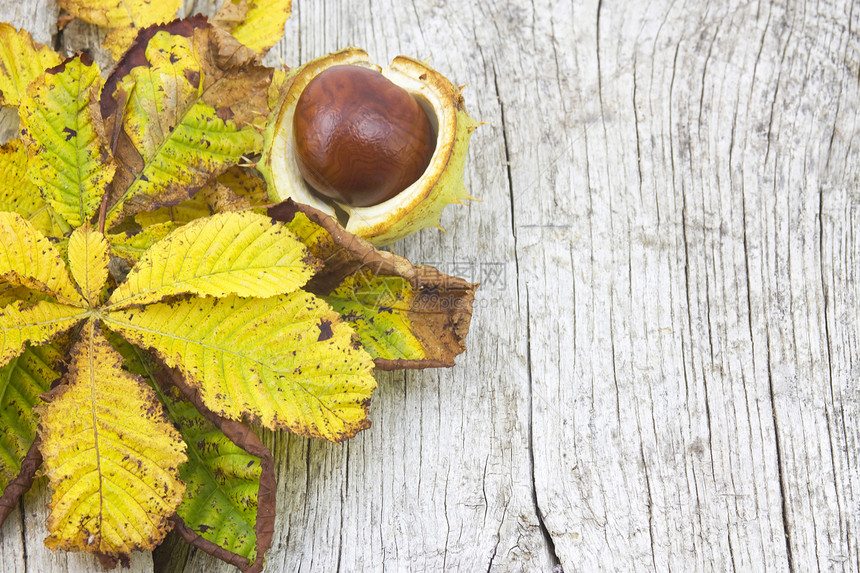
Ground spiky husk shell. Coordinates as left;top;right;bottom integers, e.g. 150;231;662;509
260;48;478;246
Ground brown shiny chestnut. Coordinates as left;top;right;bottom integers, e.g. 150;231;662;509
292;65;436;208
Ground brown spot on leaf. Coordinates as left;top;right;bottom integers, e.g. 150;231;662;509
184;69;200;89
317;319;333;342
215;106;233;121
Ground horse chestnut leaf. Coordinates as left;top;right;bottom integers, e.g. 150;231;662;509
292;65;436;208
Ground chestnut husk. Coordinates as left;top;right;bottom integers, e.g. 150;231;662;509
260;47;479;246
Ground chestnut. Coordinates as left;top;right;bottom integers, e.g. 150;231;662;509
292;65;436;208
263;48;479;245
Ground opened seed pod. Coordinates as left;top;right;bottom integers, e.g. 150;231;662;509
260;48;479;246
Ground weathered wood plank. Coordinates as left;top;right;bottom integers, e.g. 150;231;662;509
509;0;859;571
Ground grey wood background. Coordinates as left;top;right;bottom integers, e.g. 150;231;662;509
0;0;857;571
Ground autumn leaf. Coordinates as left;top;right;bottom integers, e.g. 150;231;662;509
170;394;263;560
0;139;68;237
0;23;61;107
0;212;84;306
271;202;477;369
56;0;183;59
0;343;61;489
0;205;354;564
107;222;176;263
0;12;479;571
323;269;426;361
0;301;85;366
19;54;116;229
101;19;271;226
215;166;270;205
106;211;320;308
112;336;275;569
104;291;377;440
215;0;293;54
68;224;110;305
37;321;187;560
133;166;268;229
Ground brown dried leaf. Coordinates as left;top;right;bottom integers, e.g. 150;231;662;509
269;200;477;369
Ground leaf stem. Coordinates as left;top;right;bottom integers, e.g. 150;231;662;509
97;186;109;234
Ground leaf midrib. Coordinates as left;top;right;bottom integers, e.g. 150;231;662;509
105;263;303;309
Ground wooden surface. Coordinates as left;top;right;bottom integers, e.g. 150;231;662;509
0;0;858;571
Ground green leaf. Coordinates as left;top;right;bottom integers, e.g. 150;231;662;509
36;321;187;560
0;212;84;306
0;301;86;367
323;269;425;361
0;23;61;107
0;343;61;490
110;336;262;562
0;139;68;237
19;55;116;228
102;23;271;226
107;212;320;309
172;396;261;560
103;291;377;440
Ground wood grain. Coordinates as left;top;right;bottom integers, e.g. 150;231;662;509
0;0;856;571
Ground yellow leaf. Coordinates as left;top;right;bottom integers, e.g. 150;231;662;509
215;166;270;206
104;291;377;440
19;55;115;228
133;194;212;228
280;210;339;261
107;212;320;309
132;167;268;228
37;321;186;560
0;212;83;306
0;301;86;367
103;26;269;225
107;222;177;263
68;224;110;305
0;285;51;308
0;23;61;107
215;0;292;54
56;0;183;59
0;139;68;237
